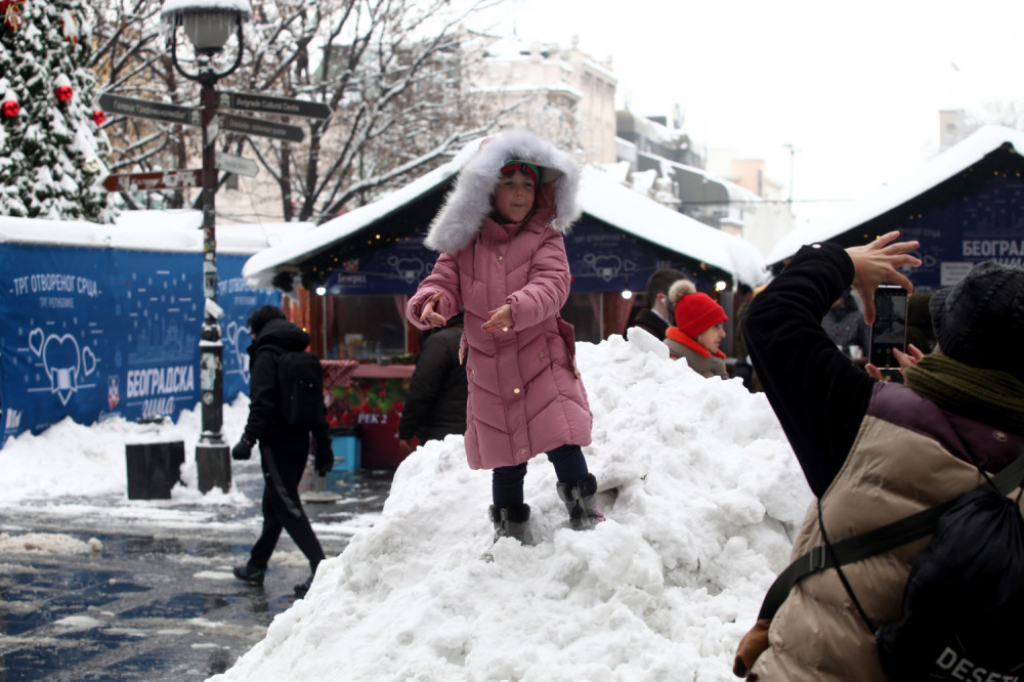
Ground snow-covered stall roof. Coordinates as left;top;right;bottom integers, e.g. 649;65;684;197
0;210;314;255
768;125;1024;266
243;144;768;289
579;166;767;287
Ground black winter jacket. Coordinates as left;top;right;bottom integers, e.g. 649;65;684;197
630;308;670;341
242;318;329;448
398;325;468;442
742;242;877;497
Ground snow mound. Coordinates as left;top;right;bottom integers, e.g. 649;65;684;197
0;532;100;555
0;397;253;504
210;334;811;681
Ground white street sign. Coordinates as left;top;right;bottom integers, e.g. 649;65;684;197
215;151;259;178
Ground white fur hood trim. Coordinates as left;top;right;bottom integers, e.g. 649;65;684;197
424;130;582;253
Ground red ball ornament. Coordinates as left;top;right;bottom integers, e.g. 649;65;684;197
55;85;74;104
92;110;106;126
2;98;19;118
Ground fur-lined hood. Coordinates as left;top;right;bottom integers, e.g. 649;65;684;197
424;130;582;253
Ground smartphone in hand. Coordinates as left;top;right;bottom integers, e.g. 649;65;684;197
869;285;908;375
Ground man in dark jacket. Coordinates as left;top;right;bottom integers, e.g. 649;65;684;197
398;312;468;452
629;268;688;341
231;305;332;597
735;233;1024;680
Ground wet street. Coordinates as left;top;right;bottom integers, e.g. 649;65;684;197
0;466;394;681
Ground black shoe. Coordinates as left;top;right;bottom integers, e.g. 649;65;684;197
294;574;314;597
233;564;265;586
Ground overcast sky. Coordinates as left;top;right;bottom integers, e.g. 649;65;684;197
466;0;1024;226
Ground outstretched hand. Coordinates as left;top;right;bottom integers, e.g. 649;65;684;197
482;304;514;332
865;343;926;382
845;231;921;325
420;291;447;328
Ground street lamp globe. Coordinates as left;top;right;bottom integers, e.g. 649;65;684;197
160;0;252;56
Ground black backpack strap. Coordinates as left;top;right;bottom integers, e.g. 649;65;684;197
757;453;1024;621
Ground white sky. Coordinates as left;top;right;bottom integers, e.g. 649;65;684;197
0;331;811;680
465;0;1024;226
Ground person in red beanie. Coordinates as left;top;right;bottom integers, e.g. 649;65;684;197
663;279;729;379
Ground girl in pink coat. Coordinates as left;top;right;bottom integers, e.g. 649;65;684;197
406;130;601;544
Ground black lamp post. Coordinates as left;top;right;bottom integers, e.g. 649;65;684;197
161;0;251;491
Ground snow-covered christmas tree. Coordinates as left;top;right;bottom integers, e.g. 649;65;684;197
0;0;116;221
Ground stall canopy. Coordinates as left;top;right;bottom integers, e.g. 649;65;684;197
243;139;768;294
768;126;1024;288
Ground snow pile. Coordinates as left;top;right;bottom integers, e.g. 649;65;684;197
211;330;811;681
0;396;252;505
0;532;102;555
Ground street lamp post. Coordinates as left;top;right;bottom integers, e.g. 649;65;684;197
161;0;251;491
783;143;799;213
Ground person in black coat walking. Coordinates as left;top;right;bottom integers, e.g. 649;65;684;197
231;305;332;597
398;312;468;452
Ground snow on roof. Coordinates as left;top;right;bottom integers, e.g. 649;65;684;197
638;151;763;206
0;211;314;255
160;0;252;18
242;145;768;289
580;166;767;287
469;84;585;100
768;125;1024;265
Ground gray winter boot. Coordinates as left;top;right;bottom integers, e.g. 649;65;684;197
556;473;605;530
489;503;531;544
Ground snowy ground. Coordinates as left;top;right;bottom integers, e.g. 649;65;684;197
201;329;812;682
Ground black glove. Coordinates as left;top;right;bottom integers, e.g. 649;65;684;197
314;440;333;476
232;438;253;461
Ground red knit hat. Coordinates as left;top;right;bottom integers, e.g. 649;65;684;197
669;279;727;338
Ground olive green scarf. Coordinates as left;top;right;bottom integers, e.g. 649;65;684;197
903;354;1024;436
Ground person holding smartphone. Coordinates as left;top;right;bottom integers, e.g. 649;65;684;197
734;233;1024;680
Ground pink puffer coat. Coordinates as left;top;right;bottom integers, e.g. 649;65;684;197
406;131;593;469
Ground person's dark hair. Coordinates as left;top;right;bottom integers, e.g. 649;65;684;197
646;268;688;301
247;305;286;338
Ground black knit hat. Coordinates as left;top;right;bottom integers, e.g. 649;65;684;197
929;261;1024;380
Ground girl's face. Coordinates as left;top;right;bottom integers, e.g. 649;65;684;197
695;322;727;354
493;170;536;224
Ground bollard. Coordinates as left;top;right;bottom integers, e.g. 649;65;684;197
196;444;232;494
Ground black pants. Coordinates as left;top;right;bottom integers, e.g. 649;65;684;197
492;444;589;508
249;441;325;573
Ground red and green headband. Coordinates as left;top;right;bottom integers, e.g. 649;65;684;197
500;159;540;183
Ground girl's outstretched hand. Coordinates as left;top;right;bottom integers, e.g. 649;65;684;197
420;291;447;328
482;304;513;332
845;231;921;325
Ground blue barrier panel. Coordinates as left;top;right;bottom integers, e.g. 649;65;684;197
0;245;278;447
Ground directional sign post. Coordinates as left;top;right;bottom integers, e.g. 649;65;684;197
219;91;331;120
215;151;259;178
98;93;200;127
221;114;304;143
102;169;202;193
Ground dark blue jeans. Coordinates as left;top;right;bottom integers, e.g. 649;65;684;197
491;444;589;508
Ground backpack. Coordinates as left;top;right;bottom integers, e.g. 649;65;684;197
735;453;1024;681
273;349;325;429
876;485;1024;681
